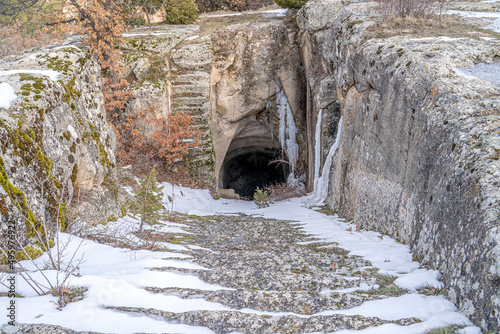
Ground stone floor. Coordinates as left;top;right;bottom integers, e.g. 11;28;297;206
3;214;425;334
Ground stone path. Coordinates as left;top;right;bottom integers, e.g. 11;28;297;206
5;213;426;334
112;214;417;333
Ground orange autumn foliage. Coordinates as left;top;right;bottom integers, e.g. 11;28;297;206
65;0;132;115
114;108;201;170
0;20;60;58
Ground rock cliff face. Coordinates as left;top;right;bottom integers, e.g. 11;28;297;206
121;25;215;183
120;15;308;194
0;39;126;252
297;0;500;330
210;19;307;193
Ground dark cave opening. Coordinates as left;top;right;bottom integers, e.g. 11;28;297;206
222;148;287;198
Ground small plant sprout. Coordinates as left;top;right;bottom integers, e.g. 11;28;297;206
253;187;271;208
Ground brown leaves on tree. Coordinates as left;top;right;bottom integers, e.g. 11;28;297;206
114;108;200;171
65;0;133;115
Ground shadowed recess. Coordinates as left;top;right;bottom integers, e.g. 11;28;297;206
220;120;287;198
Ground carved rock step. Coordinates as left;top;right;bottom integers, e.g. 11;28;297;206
172;72;211;85
171;84;210;95
107;307;419;334
145;286;382;314
172;96;211;106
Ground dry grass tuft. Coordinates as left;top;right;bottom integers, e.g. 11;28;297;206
369;14;500;40
52;286;87;309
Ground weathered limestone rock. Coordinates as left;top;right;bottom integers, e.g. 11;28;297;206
1;5;497;331
210;19;307;188
121;26;215;183
298;0;500;330
121;16;307;191
172;35;213;71
297;0;348;33
0;39;126;252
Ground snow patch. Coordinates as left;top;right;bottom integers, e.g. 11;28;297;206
448;10;500;33
0;82;17;109
204;13;242;17
0;69;59;81
394;269;444;291
454;63;500;86
261;9;287;17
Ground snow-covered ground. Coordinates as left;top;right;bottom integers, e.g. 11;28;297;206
448;9;500;33
0;182;482;334
448;0;500;34
0;82;17;109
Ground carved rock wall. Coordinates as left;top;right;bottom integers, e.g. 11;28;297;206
298;0;500;330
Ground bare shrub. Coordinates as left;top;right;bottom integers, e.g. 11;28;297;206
0;174;85;307
375;0;436;19
264;182;306;201
0;20;59;58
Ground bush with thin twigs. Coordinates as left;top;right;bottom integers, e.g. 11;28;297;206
264;182;306;202
0;175;86;308
0;20;60;58
375;0;436;19
114;107;200;175
69;215;162;250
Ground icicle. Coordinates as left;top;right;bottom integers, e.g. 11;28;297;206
277;86;287;154
315;117;343;204
277;82;299;180
286;103;299;175
313;110;323;193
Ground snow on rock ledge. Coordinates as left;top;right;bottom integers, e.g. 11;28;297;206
0;39;127;252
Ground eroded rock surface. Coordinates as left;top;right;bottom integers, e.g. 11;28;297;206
297;0;500;329
121;25;215;183
0;39;127;250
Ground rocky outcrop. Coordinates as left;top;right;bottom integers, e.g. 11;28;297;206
210;18;307;190
298;0;500;330
121;16;308;191
0;39;126;252
121;26;216;183
1;3;498;330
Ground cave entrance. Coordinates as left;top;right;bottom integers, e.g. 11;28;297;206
219;120;288;199
222;148;286;198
